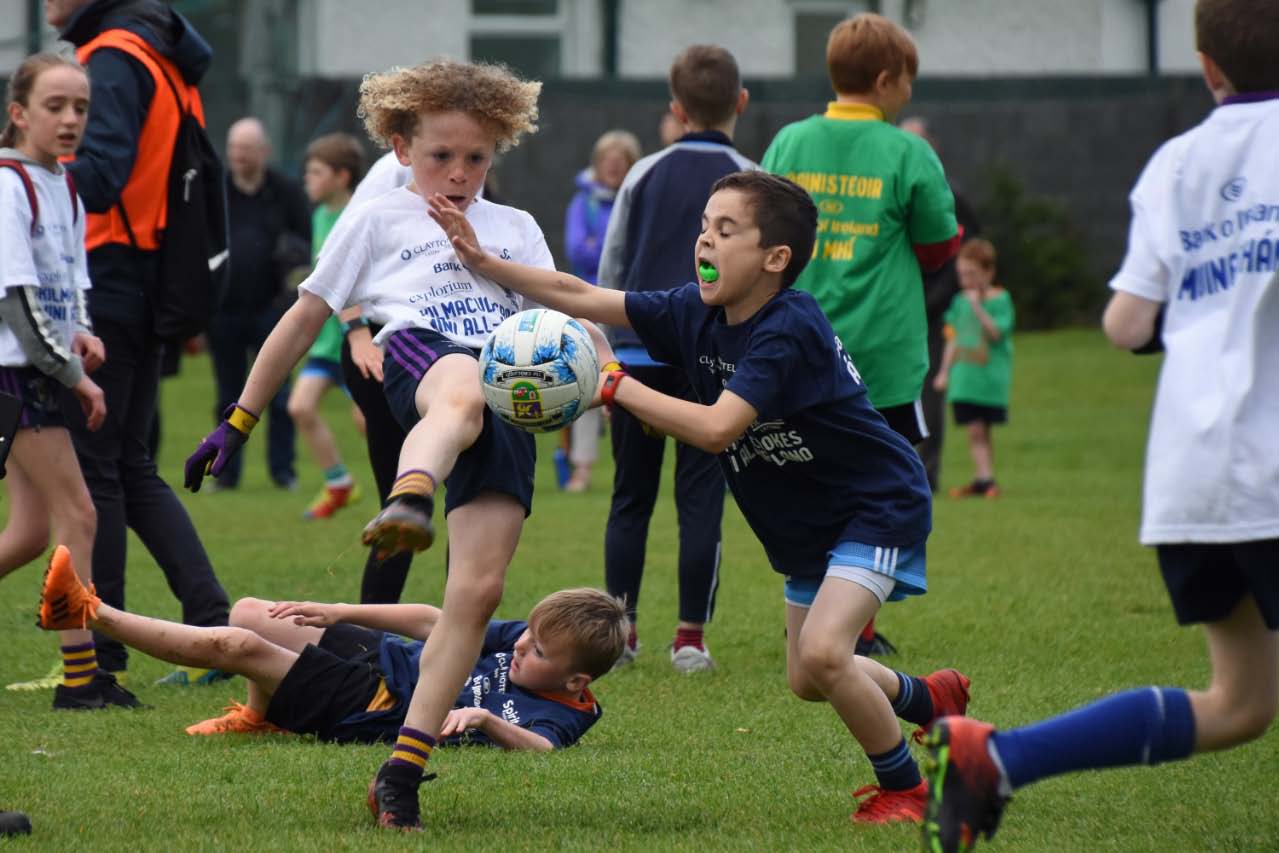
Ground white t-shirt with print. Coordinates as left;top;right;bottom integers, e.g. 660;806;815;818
301;188;552;349
0;162;90;367
1109;98;1279;544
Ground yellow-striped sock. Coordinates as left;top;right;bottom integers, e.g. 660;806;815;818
387;725;435;775
388;470;436;503
61;642;97;689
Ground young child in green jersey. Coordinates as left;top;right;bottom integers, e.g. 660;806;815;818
932;239;1014;499
287;133;366;519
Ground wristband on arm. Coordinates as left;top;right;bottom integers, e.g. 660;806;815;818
600;367;627;408
340;315;370;336
226;403;260;435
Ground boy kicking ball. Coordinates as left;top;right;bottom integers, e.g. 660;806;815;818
429;170;971;825
36;545;628;753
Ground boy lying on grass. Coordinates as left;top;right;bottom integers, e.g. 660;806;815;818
37;545;628;751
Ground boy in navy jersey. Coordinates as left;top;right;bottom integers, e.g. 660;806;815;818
429;171;970;825
38;545;627;752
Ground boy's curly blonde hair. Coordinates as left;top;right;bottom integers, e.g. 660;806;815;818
358;59;541;152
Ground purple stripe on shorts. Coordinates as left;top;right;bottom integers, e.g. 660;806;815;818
397;332;440;367
384;334;426;382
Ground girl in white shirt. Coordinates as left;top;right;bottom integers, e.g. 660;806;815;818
0;53;115;709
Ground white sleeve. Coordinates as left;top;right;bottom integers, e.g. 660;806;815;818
1109;148;1173;303
299;205;373;312
345;151;413;215
0;173;38;291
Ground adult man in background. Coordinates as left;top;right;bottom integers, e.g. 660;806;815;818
206;117;309;491
40;0;231;691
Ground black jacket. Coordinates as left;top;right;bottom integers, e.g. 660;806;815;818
61;0;213;322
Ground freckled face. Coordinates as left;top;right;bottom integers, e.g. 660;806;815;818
396;111;496;212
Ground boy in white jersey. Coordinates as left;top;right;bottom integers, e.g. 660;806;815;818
182;59;574;830
922;1;1279;849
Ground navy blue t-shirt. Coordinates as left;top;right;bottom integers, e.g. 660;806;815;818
373;620;601;749
625;284;931;578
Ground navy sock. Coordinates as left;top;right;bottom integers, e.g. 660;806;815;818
867;737;922;790
890;672;934;726
991;687;1196;790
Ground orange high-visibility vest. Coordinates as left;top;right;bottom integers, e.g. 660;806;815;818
75;29;207;251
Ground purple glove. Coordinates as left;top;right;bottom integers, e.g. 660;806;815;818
183;404;259;492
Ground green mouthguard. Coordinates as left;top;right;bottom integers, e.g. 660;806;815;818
698;262;719;282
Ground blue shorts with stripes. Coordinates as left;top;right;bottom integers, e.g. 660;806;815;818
784;540;927;607
381;327;535;516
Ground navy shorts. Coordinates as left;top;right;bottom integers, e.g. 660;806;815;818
953;402;1007;426
0;365;65;429
380;327;535;516
1157;540;1279;630
264;624;385;741
877;399;928;445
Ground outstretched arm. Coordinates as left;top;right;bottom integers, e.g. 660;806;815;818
267;601;442;642
428;195;630;327
607;376;757;455
239;291;333;413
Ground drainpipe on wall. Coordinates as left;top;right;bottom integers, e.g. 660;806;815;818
1145;0;1160;75
602;0;620;78
27;0;42;53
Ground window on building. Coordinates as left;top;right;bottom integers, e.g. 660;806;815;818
470;35;562;79
793;3;874;77
473;0;558;14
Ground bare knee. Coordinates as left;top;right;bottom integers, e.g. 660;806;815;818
796;635;848;695
208;626;264;667
447;573;505;625
287;397;317;427
229;597;271;629
1195;684;1278;748
787;667;826;702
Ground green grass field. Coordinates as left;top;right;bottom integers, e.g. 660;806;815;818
1;328;1275;851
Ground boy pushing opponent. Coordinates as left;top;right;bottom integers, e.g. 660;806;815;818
430;171;970;825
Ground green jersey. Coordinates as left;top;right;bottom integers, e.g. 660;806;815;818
307;204;345;363
942;289;1014;408
762;103;957;408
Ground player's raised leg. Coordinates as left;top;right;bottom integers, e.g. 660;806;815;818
368;492;523;831
38;546;299;707
362;353;485;558
923;594;1277;852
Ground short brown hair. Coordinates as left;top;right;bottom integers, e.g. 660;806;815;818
668;45;741;128
826;13;919;95
528;588;629;679
958;238;997;272
1195;0;1279;92
358;58;541;151
1;53;87;148
710;171;818;289
304;132;366;188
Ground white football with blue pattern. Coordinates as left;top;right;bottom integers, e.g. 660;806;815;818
479;308;600;433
